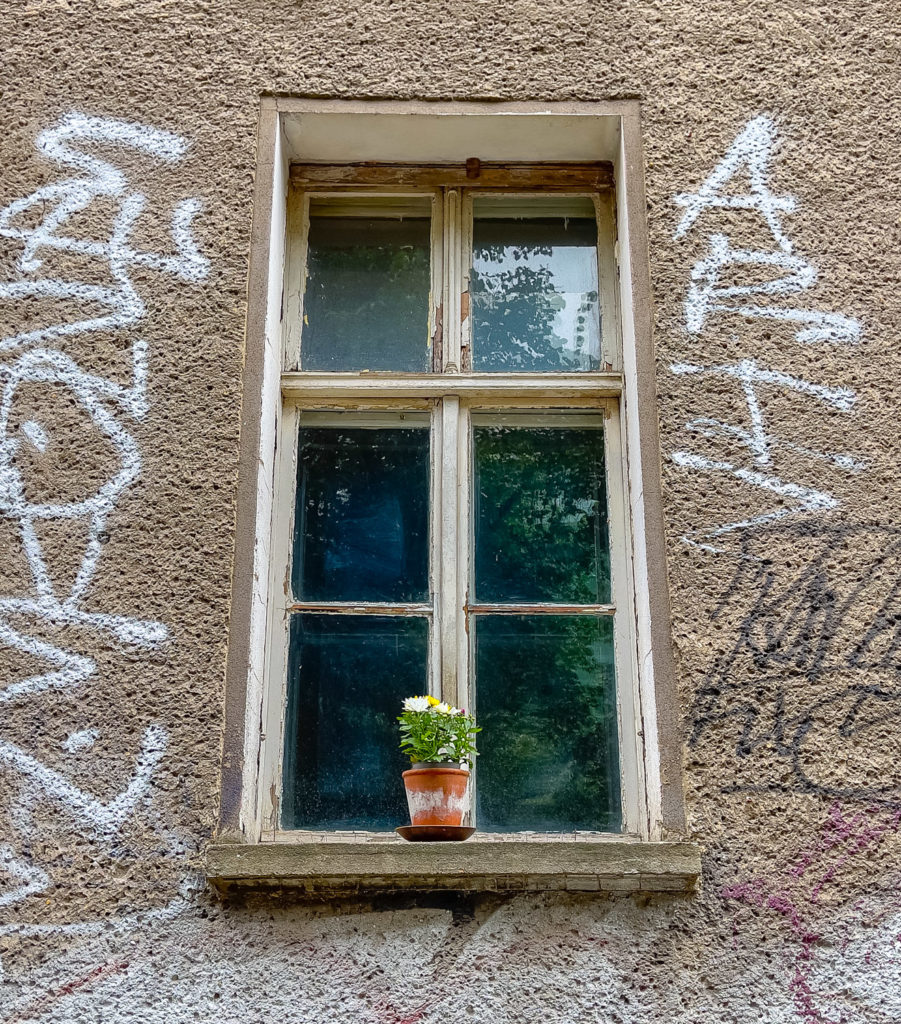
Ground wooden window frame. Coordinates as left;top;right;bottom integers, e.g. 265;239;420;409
256;167;646;842
211;102;694;895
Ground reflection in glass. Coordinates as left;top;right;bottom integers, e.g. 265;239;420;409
474;615;621;832
471;198;600;372
301;199;432;371
282;614;427;830
294;425;430;603
473;425;610;604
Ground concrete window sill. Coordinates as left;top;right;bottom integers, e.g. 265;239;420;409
205;839;702;896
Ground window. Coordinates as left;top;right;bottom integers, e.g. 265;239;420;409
212;101;696;894
261;164;645;839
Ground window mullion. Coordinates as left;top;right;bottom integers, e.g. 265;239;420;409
429;189;444;373
438;396;461;708
260;403;301;839
456;400;472;717
604;401;646;837
594;191;621;372
282;188;309;373
442;188;463;372
460;189;473;373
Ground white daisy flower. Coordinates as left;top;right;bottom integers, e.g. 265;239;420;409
403;695;430;712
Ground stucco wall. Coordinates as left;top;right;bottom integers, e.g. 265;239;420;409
1;2;900;1021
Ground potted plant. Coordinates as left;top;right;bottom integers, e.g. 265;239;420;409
397;696;480;828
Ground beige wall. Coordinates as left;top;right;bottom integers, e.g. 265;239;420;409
1;2;900;1021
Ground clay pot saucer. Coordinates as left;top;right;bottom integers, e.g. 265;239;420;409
395;825;476;842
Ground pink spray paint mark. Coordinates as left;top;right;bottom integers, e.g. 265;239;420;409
723;801;901;1024
6;959;130;1023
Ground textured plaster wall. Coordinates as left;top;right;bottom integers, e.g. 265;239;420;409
1;2;900;1021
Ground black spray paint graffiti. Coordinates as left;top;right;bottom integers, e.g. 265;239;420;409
688;523;901;801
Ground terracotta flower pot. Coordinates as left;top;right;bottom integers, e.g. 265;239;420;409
402;763;470;826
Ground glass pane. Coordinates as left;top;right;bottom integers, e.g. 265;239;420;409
470;197;600;372
474;615;621;832
294;424;430;603
300;198;432;371
282;614;428;830
473;424;611;604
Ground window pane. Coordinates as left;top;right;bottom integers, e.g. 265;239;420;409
300;198;432;371
294;424;430;603
474;615;621;832
473;424;611;604
470;197;600;372
282;614;427;830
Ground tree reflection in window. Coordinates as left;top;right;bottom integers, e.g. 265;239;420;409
470;208;600;372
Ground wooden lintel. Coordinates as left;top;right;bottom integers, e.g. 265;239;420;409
290;161;614;190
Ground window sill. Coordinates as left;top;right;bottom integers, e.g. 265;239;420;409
204;838;702;896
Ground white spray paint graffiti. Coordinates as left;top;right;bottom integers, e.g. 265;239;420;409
0;846;49;911
0;726;168;834
0;112;207;914
671;116;863;549
62;729;98;754
673;115;860;345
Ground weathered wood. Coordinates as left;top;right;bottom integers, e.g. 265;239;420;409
467;604;616;615
287;603;431;615
281;372;624;401
290;162;615;189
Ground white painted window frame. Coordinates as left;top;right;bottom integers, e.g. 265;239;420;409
221;100;684;852
253;177;649;842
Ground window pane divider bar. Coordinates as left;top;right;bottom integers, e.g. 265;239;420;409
287;602;432;615
467;604;616;615
281;372;623;399
439;397;462;708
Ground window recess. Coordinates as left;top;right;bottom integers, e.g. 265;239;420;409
212;101;697;896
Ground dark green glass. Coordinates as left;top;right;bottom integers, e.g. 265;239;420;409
301;210;431;371
474;615;621;832
473;426;611;604
282;614;427;830
294;426;429;603
470;209;600;372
